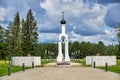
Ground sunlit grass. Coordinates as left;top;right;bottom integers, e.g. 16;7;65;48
0;58;56;76
40;59;56;67
97;60;120;74
71;59;86;66
73;59;120;74
0;60;30;77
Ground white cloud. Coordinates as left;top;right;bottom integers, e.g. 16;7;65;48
39;0;118;45
0;0;119;45
0;7;7;21
0;0;32;22
69;27;118;45
40;0;108;35
105;4;120;27
38;32;59;42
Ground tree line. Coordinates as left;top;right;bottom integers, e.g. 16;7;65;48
37;41;119;59
0;9;120;60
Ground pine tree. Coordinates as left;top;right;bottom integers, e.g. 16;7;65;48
6;12;21;56
21;19;26;56
13;12;21;56
116;23;120;56
21;9;38;56
0;25;5;59
0;25;4;40
4;22;13;59
97;41;106;55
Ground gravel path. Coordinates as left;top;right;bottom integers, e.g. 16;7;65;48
0;67;120;80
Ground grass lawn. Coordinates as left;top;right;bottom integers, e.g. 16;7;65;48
97;60;120;74
72;59;86;66
0;59;55;76
75;59;120;74
73;59;120;74
41;59;55;67
0;59;63;76
0;60;30;77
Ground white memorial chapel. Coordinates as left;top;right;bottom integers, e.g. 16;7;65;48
57;12;70;65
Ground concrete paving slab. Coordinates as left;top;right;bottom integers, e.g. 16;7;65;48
0;62;120;80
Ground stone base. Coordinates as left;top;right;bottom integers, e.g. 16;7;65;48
57;61;70;65
86;56;116;66
12;56;41;66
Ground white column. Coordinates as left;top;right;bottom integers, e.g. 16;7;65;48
59;41;62;54
62;24;65;34
57;41;62;62
65;41;70;62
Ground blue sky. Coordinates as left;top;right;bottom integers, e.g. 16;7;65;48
0;0;120;45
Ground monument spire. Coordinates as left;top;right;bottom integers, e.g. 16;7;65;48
62;12;64;19
60;12;66;24
57;12;70;65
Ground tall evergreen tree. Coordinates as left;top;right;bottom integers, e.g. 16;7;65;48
96;41;106;55
0;25;5;59
21;9;38;55
13;12;21;56
21;19;27;56
6;12;21;56
6;25;12;56
0;25;4;42
116;23;120;56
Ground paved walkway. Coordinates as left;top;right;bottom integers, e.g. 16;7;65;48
0;63;120;80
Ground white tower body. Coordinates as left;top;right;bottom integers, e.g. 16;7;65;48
57;12;70;65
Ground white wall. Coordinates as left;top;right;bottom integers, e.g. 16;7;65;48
12;57;41;66
86;56;116;66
